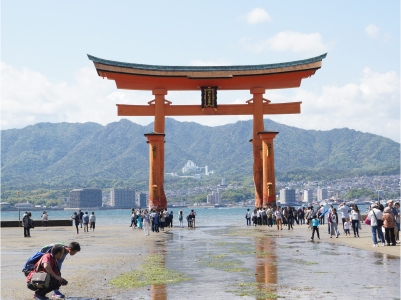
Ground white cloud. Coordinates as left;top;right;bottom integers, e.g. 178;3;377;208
240;31;330;55
1;63;399;143
245;8;272;24
365;24;379;38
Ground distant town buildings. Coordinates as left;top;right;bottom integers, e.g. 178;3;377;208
110;188;135;208
207;189;222;205
317;187;328;201
69;188;102;208
280;189;297;206
303;189;313;204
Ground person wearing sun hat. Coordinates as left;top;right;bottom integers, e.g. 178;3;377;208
382;206;396;246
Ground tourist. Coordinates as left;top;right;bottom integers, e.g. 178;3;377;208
160;211;166;231
251;209;257;226
282;207;288;226
26;244;68;300
41;211;48;227
298;207;304;225
287;207;294;230
153;211;160;233
22;212;33;238
328;208;339;238
266;206;273;227
257;208;262;226
382;207;396;246
82;212;89;232
344;218;351;237
311;214;320;240
78;209;84;228
350;205;361;237
136;210;143;229
164;210;170;228
150;210;157;232
318;205;325;225
89;212;96;231
169;211;174;227
142;210;150;236
245;208;251;226
327;205;334;235
71;212;79;234
274;207;283;230
367;204;385;247
262;208;267;225
130;208;136;227
395;202;400;242
337;202;349;233
190;210;196;228
178;210;184;228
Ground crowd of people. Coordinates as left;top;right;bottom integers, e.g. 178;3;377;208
129;208;197;236
245;200;400;245
70;210;96;234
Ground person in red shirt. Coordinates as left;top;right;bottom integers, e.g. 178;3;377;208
27;244;68;300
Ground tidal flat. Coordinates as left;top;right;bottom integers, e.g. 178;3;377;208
1;224;400;299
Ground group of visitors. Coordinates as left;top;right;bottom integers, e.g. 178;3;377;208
130;208;196;235
367;200;399;247
70;210;96;234
247;206;308;230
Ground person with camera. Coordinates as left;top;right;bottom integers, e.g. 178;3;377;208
26;244;68;300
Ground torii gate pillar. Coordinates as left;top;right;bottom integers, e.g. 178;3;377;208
258;131;279;207
144;132;166;210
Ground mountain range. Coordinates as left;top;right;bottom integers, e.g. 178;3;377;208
1;118;399;191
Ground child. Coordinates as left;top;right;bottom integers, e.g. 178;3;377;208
311;215;320;240
344;218;351;237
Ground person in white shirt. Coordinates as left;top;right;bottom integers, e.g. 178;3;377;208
368;204;385;247
245;209;251;226
89;212;96;231
337;202;350;233
274;207;283;230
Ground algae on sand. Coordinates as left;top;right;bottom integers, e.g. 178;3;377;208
110;254;191;289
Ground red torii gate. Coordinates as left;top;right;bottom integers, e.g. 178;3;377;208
88;53;327;210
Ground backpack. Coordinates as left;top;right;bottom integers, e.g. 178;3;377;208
83;214;89;223
22;244;53;276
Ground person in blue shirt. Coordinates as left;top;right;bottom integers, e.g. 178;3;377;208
311;215;320;240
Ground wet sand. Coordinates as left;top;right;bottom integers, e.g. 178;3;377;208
1;223;400;299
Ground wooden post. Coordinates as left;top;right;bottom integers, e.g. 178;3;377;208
144;133;166;210
258;131;279;207
251;88;265;207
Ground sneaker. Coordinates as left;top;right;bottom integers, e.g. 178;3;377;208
382;243;385;246
34;294;49;300
52;290;65;298
373;244;378;247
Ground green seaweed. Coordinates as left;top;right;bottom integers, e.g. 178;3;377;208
110;254;191;288
229;282;279;299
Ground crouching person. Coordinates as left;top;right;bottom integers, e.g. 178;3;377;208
27;244;68;300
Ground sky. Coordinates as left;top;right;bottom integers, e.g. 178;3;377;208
1;1;400;142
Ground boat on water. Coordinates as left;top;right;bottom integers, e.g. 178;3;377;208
213;204;226;208
167;204;188;208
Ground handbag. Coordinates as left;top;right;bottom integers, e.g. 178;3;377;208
30;255;50;289
372;210;383;227
364;214;371;225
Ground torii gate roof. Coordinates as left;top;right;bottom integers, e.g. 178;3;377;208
88;53;327;91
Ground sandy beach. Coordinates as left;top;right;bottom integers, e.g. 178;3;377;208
1;223;400;299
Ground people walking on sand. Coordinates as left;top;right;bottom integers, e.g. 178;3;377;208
245;209;251;226
367;204;385;247
89;212;96;231
311;215;320;240
350;205;361;237
142;210;150;236
71;212;79;234
82;212;89;232
382;207;396;246
78;209;84;228
178;210;184;228
329;208;339;238
41;211;48;227
274;207;283;230
344;218;351;237
22;212;33;237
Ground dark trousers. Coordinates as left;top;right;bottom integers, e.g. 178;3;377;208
288;218;293;229
352;220;359;236
319;216;325;225
257;217;262;225
385;227;396;245
24;227;30;237
267;217;273;227
262;216;267;225
27;277;61;297
246;217;251;226
342;218;346;232
311;226;320;239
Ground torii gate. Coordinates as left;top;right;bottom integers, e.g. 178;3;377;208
88;53;327;210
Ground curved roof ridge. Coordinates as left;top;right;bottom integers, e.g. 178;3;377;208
87;53;327;72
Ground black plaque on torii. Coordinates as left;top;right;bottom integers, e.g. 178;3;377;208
201;86;218;111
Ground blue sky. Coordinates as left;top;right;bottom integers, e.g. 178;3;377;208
1;1;400;142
